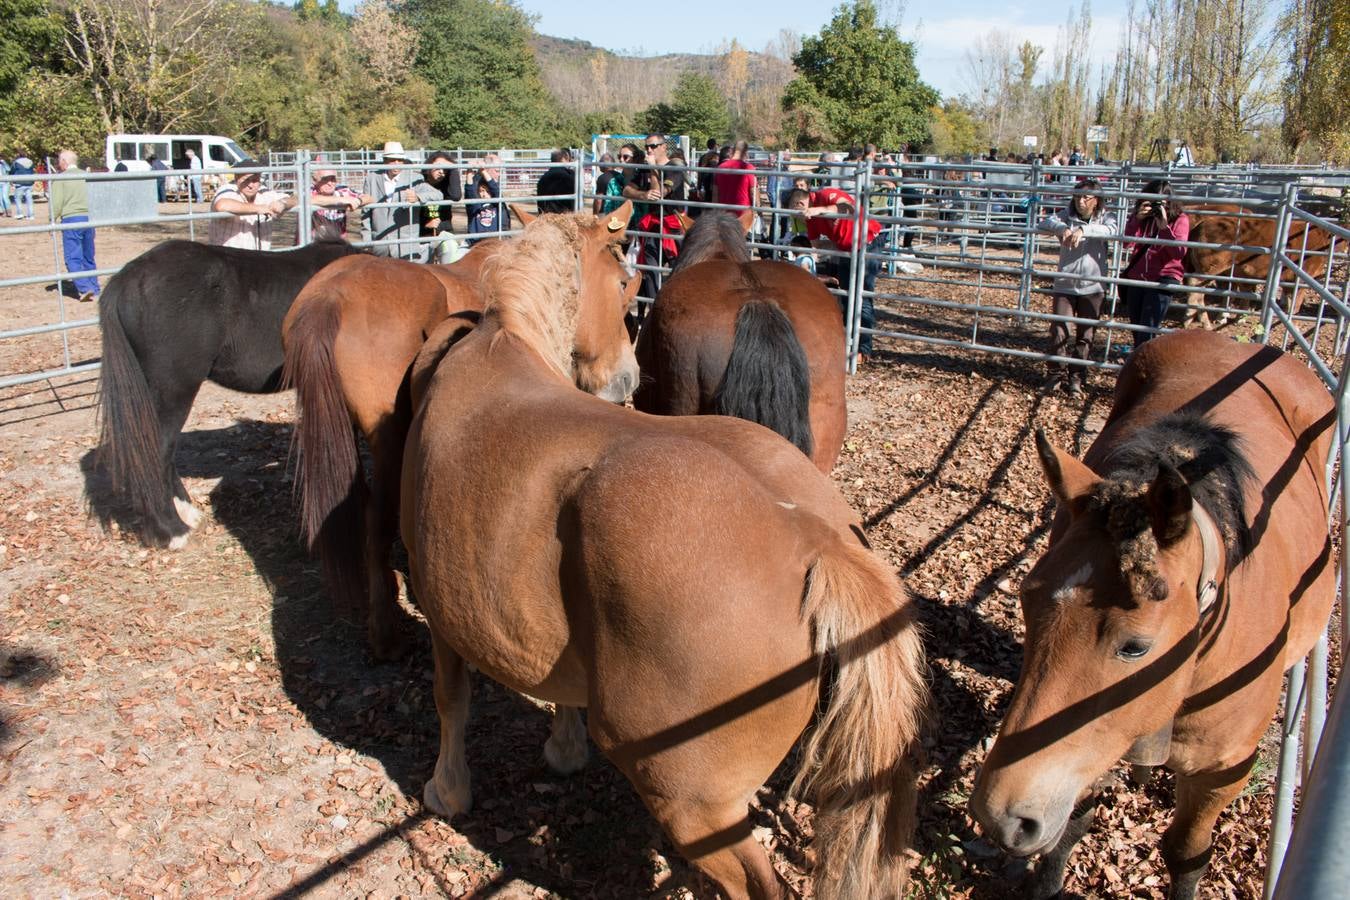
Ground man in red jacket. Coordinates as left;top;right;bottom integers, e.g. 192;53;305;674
787;186;884;362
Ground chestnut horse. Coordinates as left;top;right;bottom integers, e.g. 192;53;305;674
402;212;925;898
1184;204;1333;327
971;330;1335;899
633;210;848;472
93;239;361;549
280;236;507;658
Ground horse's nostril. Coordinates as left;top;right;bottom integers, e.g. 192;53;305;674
1013;815;1042;848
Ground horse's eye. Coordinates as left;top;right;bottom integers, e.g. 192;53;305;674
1116;638;1153;661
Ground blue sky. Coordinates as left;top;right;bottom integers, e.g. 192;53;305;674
519;0;1130;97
336;0;1130;98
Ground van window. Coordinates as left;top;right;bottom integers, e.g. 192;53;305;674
114;142;136;161
208;143;231;163
223;141;246;163
142;142;169;162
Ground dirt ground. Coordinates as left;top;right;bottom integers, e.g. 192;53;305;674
0;231;1342;898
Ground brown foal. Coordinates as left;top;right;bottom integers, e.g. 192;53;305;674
972;330;1335;899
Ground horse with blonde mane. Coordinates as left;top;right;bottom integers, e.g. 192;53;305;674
402;210;926;898
281;237;505;657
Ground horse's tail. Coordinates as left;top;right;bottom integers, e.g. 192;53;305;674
95;271;175;545
281;296;367;611
791;535;926;900
713;299;814;458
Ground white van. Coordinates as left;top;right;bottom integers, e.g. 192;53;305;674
105;134;248;173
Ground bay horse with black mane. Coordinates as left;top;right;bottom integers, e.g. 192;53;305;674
92;239;361;549
402;211;925;898
633;210;848;472
971;330;1335;899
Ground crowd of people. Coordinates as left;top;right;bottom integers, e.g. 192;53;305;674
10;137;1198;375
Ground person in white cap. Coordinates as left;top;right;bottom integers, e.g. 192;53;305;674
362;140;434;259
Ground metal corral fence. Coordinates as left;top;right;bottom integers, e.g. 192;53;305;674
1;151;1348;892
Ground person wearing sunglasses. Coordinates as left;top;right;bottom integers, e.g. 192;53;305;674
622;134;689;313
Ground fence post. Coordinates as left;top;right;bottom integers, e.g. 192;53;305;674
1017;159;1042;319
1259;183;1296;341
1265;657;1307;898
574;156;584;213
296;150;312;246
844;160;867;373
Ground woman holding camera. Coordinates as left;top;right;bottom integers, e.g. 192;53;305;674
1121;178;1189;347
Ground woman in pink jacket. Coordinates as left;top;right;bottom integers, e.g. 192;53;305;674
1121;178;1189;347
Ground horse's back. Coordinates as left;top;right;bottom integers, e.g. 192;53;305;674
637;259;847;468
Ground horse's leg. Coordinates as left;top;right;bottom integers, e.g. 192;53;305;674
1026;802;1096;899
640;794;788;900
543;706;588;775
423;630;473;819
363;417;410;660
153;378;204;550
1161;761;1250;900
591;704;800;899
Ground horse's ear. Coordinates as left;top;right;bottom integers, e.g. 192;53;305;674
676;211;695;233
736;209;756;234
1147;462;1192;548
598;201;633;242
1035;428;1100;510
510;204;536;227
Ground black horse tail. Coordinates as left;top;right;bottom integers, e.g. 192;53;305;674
714;299;814;458
281;298;367;613
96;272;180;546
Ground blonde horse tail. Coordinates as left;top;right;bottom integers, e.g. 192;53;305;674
791;536;926;900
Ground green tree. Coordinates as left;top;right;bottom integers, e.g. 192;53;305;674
1283;0;1350;161
0;0;63;142
401;0;563;147
782;0;937;148
640;73;730;140
929;100;981;157
5;69;102;158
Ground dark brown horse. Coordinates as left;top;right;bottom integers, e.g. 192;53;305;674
402;212;925;899
971;330;1335;899
633;210;848;472
93;239;362;549
280;237;505;658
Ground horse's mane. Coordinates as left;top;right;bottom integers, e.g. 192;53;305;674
672;211;751;274
480;213;598;378
1084;413;1256;598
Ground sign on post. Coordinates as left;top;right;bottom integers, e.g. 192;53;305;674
1086;125;1109;144
1022;135;1039;149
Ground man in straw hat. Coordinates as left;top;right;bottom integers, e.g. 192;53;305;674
209;159;296;251
362;140;442;260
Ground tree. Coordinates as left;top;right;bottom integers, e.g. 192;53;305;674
1282;0;1350;161
929;100;982;157
641;73;730;141
56;0;255;134
5;69;102;158
782;0;937;148
401;0;563;147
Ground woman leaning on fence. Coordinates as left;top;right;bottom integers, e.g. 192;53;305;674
1121;178;1189;348
1035;177;1116;396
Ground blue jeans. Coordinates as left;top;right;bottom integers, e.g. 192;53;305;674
0;181;9;214
838;234;884;356
61;215;99;297
1123;277;1177;347
13;184;34;218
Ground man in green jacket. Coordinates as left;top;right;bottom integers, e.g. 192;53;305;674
51;150;99;302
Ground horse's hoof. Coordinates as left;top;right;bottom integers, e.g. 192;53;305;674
544;708;589;775
173;497;202;530
167;532;190;551
423;776;471;820
367;626;406;662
